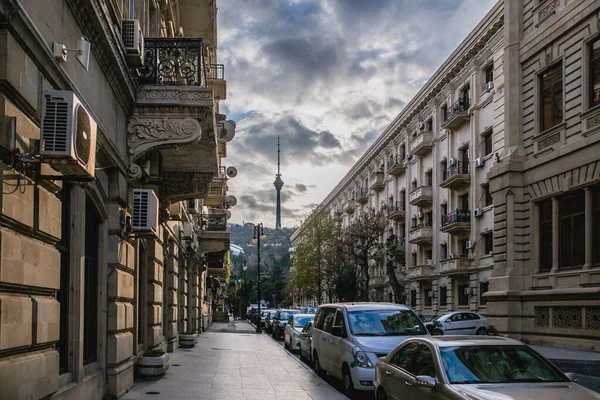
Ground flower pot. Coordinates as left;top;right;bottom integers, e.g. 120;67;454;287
136;353;170;378
179;333;198;348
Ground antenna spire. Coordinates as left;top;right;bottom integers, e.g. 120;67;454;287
277;135;281;176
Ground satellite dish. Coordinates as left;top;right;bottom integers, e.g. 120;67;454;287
225;195;237;207
226;166;238;178
226;209;231;219
222;120;236;142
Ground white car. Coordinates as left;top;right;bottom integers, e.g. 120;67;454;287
311;303;428;396
299;321;314;362
284;313;314;352
426;312;487;335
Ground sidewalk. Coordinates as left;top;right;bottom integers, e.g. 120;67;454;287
121;321;347;400
532;345;600;393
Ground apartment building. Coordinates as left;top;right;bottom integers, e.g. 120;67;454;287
293;0;600;352
0;0;234;399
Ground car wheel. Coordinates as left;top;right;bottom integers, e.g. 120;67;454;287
342;364;355;398
476;327;487;335
272;329;276;338
313;353;325;378
376;388;389;400
433;328;444;336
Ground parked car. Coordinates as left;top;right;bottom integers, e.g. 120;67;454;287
374;335;598;400
284;314;315;352
299;321;314;363
272;309;300;339
312;303;428;396
425;312;487;336
264;310;278;333
260;309;274;328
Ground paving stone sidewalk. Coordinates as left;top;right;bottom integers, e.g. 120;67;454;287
121;321;347;400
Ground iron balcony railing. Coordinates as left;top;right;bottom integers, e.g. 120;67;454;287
411;221;432;230
218;166;226;178
389;200;405;213
199;211;227;231
445;99;469;122
442;161;470;181
209;180;226;196
387;155;406;169
139;38;205;86
441;209;471;227
357;187;368;197
206;64;224;80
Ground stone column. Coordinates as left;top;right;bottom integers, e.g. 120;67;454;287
165;237;179;352
584;188;592;270
145;237;166;349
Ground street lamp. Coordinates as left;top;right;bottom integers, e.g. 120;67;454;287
242;261;248;319
251;223;266;333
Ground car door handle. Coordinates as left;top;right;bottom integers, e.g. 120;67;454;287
385;370;392;376
404;381;413;387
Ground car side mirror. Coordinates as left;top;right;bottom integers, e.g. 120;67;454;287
565;372;578;382
415;375;436;389
331;326;346;337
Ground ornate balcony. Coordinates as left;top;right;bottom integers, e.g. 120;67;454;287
408;265;434;280
440;209;471;235
356;188;369;204
441;99;470;130
410;131;433;156
370;172;385;191
388;201;406;220
387;155;406;176
206;250;228;276
439;257;470;275
344;201;355;214
198;210;230;255
440;161;470;189
408;224;433;245
128;37;220;203
409;186;433;207
204;177;227;207
369;276;385;288
206;64;226;101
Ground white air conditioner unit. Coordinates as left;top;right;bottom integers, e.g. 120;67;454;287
132;189;159;237
182;221;193;239
448;157;457;167
464;287;472;295
40;90;97;178
425;259;433;266
187;199;200;214
121;19;144;66
474;208;483;217
416;212;423;219
449;253;456;259
475;157;485;168
485;81;495;92
466;240;474;249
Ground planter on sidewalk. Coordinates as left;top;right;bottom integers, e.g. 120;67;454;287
136;349;170;378
179;332;198;348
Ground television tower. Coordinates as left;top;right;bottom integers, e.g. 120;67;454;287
274;136;284;229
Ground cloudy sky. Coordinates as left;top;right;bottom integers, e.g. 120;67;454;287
219;0;497;229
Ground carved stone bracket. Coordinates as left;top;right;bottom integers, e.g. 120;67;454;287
160;172;213;202
198;239;226;254
127;117;202;163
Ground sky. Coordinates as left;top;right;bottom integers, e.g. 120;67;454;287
218;0;498;229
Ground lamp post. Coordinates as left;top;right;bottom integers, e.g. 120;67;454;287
251;223;266;333
242;261;247;319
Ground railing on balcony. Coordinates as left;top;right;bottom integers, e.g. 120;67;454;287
199;211;227;231
389;200;405;213
139;38;205;86
387;155;405;169
442;161;470;181
206;64;224;80
441;209;470;227
444;99;469;122
209;181;226;196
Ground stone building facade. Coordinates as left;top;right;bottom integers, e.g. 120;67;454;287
292;0;600;352
0;0;233;399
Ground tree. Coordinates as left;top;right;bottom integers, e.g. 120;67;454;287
376;236;406;303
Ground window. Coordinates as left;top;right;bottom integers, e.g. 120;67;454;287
441;104;448;121
84;198;100;365
559;191;585;269
424;288;432;307
540;62;563;131
425;211;433;227
425;118;433;132
400;144;406;159
480;282;489;305
483;183;493;207
460;240;469;257
409;345;435;377
411;179;417;191
440;286;447;306
314;308;327;330
57;185;71;374
594;187;600;266
539;199;553;272
461;84;471;108
410;290;417;307
458;284;469;306
460;192;469;210
425;170;432;186
460;146;469;166
322;308;336;333
485;64;494;86
590;38;600;108
441;203;448;218
391;342;419;371
441;243;448;260
482;129;493;156
426;249;433;260
482;231;493;256
333;311;346;332
411;252;417;266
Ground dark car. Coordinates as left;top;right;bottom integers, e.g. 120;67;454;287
271;309;300;340
264;310;278;333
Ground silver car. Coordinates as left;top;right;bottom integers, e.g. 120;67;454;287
374;336;600;400
299;321;314;362
284;313;314;352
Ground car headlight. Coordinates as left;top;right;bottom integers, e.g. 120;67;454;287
352;347;373;369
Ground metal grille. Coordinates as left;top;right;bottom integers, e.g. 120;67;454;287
140;38;204;86
121;20;137;49
41;95;69;153
132;190;149;229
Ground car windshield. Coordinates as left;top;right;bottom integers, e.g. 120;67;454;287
278;311;297;320
307;308;317;313
294;316;314;328
347;309;427;336
440;345;569;384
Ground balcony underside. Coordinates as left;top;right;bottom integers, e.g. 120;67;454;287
199;233;230;255
389;210;405;220
440;174;470;189
409;195;432;207
408;228;433;245
207;79;226;101
356;195;369;204
388;164;405;176
370;183;384;191
439;258;471;275
411;143;432;156
369;277;384;288
345;207;355;214
440;222;471;236
408;266;434;280
442;112;469;130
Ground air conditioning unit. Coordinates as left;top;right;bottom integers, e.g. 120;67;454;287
449;253;456;259
416;212;423;219
485;81;495;92
182;221;194;239
474;208;483;217
466;240;474;249
40;90;97;178
121;19;144;66
464;287;472;295
448;157;457;167
379;269;386;277
187;199;200;214
475;157;485;168
425;259;433;266
132;189;159;237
